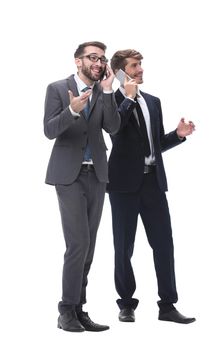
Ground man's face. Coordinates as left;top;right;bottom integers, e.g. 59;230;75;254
124;58;144;84
76;46;107;82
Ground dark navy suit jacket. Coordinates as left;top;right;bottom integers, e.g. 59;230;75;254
107;89;185;193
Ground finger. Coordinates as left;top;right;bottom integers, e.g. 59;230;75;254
129;79;137;84
83;88;92;95
81;89;92;99
106;65;112;74
189;121;195;128
124;75;129;84
85;89;92;96
80;95;89;102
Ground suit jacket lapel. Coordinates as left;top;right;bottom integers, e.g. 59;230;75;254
67;75;79;96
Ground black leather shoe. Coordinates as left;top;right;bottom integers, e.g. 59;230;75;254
58;310;85;332
119;308;135;322
77;311;109;332
159;309;196;324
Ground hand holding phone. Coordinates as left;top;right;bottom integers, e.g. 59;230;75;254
116;69;139;98
100;65;115;91
115;69;131;85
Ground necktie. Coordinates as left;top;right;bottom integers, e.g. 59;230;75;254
82;87;91;119
82;87;91;161
135;98;151;157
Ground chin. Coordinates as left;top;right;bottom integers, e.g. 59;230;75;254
94;74;102;81
135;77;143;84
90;76;99;82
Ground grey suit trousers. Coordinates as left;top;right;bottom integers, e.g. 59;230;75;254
55;166;106;314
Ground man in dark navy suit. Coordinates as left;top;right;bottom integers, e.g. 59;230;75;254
107;49;196;324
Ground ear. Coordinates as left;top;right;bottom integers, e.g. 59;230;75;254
75;57;82;68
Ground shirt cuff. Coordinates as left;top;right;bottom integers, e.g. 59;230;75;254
103;90;113;94
69;105;80;118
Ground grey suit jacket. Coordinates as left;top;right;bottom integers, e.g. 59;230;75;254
44;75;120;185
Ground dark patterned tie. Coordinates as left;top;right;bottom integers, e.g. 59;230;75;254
135;98;151;157
82;87;91;161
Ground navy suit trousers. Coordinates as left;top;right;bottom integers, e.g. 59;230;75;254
109;171;178;310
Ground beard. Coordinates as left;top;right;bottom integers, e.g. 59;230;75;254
81;65;104;82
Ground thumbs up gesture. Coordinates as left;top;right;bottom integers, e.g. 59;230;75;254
68;89;92;113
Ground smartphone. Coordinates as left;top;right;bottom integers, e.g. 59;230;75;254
100;66;109;81
115;69;131;85
115;69;140;94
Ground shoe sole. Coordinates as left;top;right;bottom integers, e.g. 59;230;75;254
57;324;85;332
83;327;110;332
119;318;135;322
158;317;196;324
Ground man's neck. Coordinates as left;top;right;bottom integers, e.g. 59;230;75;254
77;72;94;86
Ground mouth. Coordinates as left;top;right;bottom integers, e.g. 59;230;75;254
91;66;102;76
134;75;143;83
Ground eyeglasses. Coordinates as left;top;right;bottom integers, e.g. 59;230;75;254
79;54;108;64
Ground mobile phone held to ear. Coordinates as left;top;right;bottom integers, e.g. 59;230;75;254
100;66;109;81
115;69;140;95
115;69;131;85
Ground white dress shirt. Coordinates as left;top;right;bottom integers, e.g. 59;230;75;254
119;87;155;165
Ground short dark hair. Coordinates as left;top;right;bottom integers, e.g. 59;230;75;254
110;49;143;73
74;41;107;58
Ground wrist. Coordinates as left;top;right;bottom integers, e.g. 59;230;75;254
126;96;135;102
176;130;184;140
125;93;136;99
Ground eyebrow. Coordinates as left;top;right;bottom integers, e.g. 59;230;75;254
87;53;105;57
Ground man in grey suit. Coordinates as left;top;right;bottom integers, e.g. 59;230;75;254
44;41;120;332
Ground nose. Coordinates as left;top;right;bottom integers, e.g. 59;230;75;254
95;59;102;67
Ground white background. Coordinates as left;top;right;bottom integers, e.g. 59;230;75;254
0;0;223;349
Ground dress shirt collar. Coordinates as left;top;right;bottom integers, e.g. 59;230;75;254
74;73;95;93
